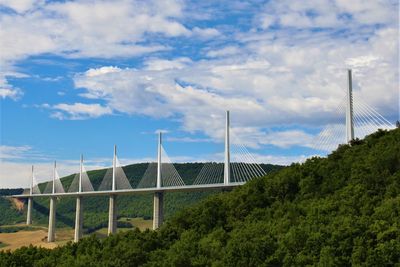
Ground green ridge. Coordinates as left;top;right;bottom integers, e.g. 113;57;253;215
0;163;281;232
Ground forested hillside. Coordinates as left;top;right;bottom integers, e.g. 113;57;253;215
0;163;281;232
1;129;399;266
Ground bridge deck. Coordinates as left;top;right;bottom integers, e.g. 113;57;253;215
10;182;245;198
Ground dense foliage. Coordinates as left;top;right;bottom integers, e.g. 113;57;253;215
1;129;399;266
0;198;23;225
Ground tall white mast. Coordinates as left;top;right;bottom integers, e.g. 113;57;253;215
112;145;116;191
30;165;34;195
79;155;83;193
157;132;162;188
52;161;56;194
346;69;355;143
224;110;230;185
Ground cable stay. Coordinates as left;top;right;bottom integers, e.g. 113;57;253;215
193;137;224;185
313;94;395;153
137;162;157;188
230;133;266;183
68;164;94;193
23;172;41;195
43;179;52;194
193;132;267;185
31;172;41;194
312;97;346;152
54;172;65;193
43;169;65;194
193;162;224;185
160;146;185;187
98;156;132;191
115;157;133;190
136;145;185;188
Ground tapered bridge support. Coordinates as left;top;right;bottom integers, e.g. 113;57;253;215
27;165;34;225
108;194;117;235
74;196;83;242
153;192;164;230
48;197;56;242
26;197;32;225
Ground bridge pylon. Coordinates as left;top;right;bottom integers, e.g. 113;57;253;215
153;132;164;230
26;165;33;225
224;110;230;185
108;145;117;235
346;69;355;143
48;161;57;242
74;155;84;242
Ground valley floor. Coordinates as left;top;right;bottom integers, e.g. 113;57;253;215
0;217;152;251
0;230;60;251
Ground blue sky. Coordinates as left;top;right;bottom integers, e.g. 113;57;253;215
0;0;398;188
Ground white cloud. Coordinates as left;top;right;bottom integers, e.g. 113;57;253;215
206;46;241;58
0;69;25;100
144;58;192;71
69;17;398;145
155;129;170;134
192;27;221;39
260;130;314;148
85;66;122;77
53;103;112;119
0;87;22;100
48;103;113;120
345;55;380;69
257;0;397;29
71;21;398;127
0;0;398;165
0;0;41;13
0;145;32;160
0;0;191;91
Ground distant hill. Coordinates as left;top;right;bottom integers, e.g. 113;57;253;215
0;189;24;196
0;163;282;232
1;128;398;266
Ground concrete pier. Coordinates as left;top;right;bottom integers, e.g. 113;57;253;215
48;197;56;242
74;196;83;242
26;197;32;225
27;165;34;225
153;192;164;230
108;194;117;235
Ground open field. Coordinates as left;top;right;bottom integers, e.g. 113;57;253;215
0;230;58;251
92;217;152;237
0;217;152;251
122;217;153;231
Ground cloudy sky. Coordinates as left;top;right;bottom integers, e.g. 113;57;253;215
0;0;398;188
